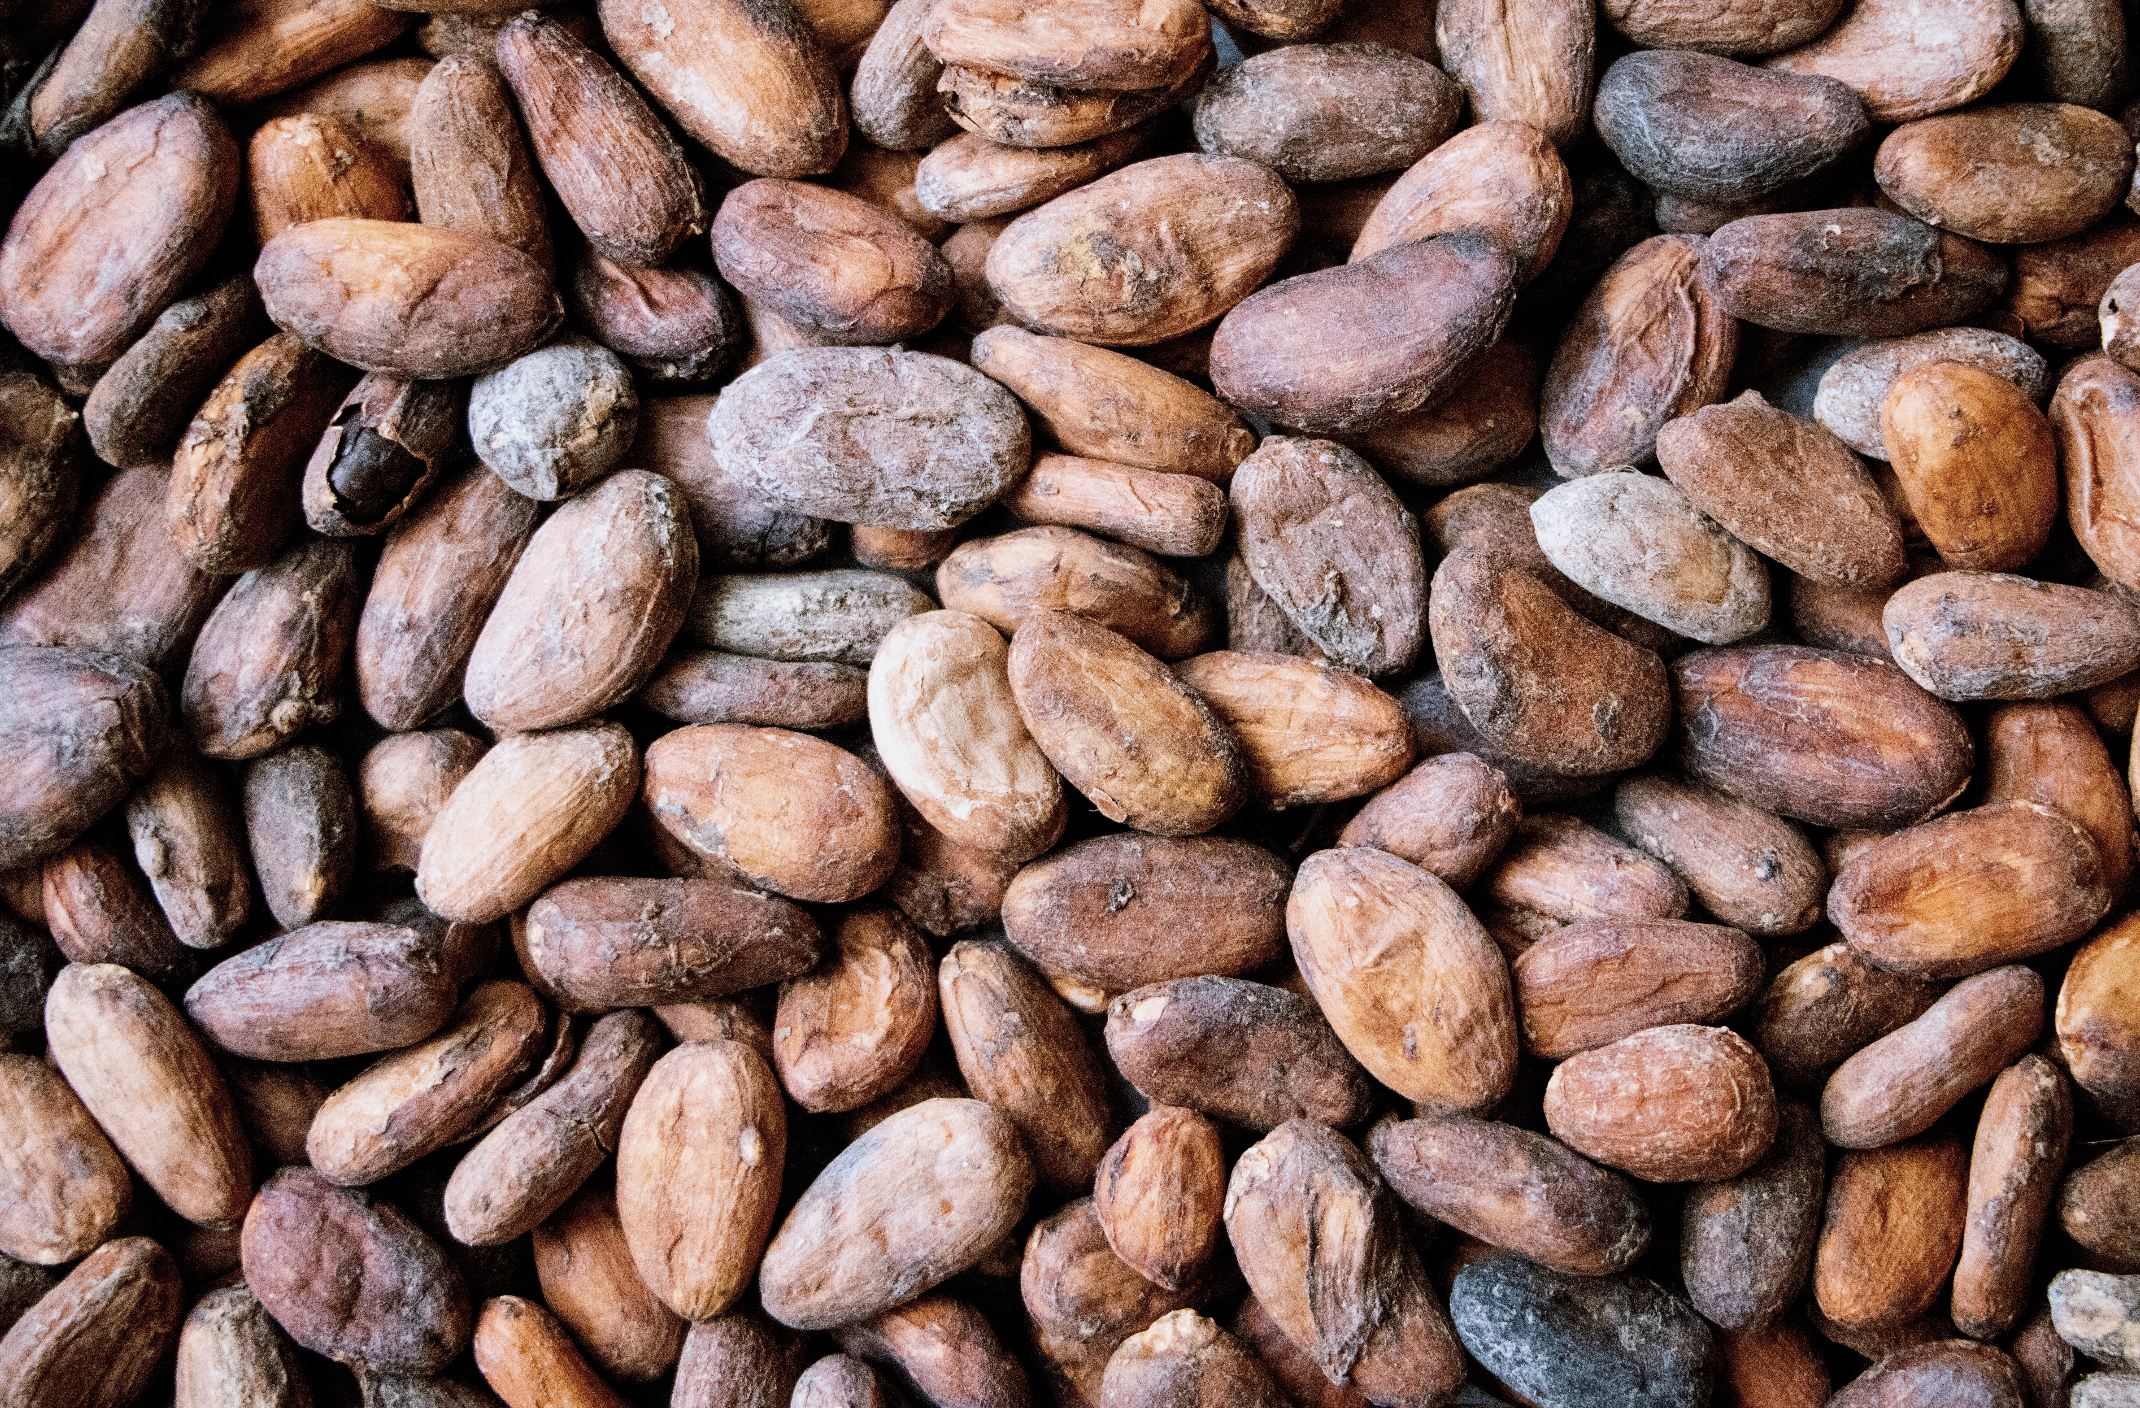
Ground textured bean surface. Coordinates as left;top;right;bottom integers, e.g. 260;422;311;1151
2;14;2133;1408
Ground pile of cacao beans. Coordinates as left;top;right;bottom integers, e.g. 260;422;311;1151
5;0;2140;1401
